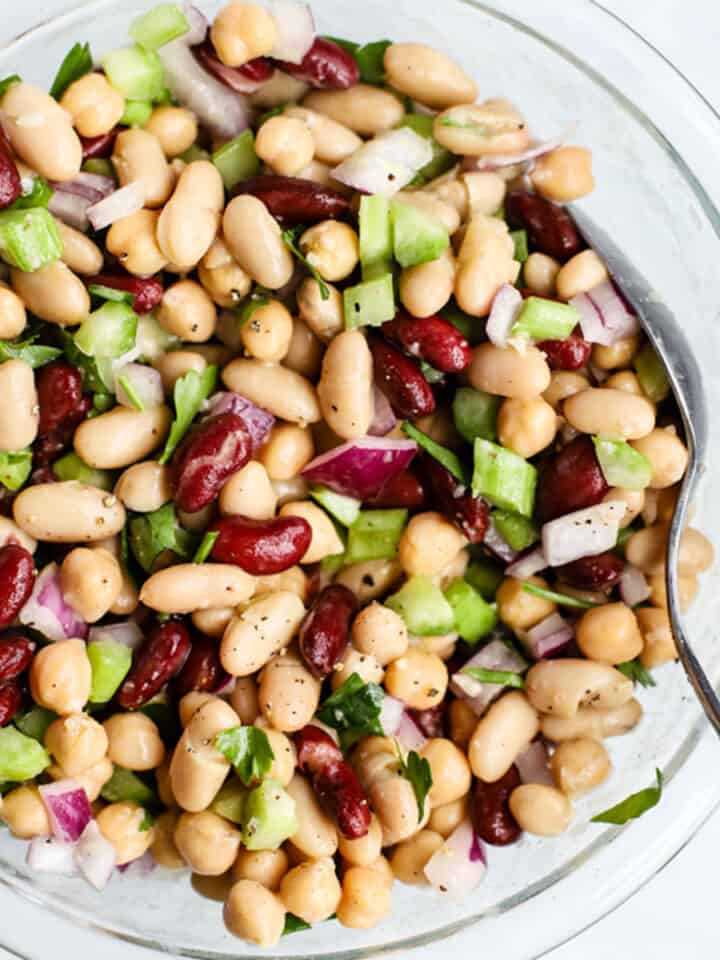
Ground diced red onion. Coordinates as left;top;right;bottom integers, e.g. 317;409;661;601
213;673;236;697
39;780;93;845
424;820;487;897
20;563;88;642
395;712;428;752
74;820;117;891
486;283;523;348
117;850;156;877
270;0;315;64
206;392;275;451
379;693;405;736
521;612;574;660
88;620;145;650
506;545;547;579
620;564;651;607
87;182;144;231
410;101;437;118
26;837;77;876
51;172;115;204
182;3;208;44
301;437;418;500
368;386;397;437
450;639;528;717
332;129;433;198
542;501;624;567
159;39;251;140
192;43;273;94
462;135;565;172
515;740;553;786
571;281;640;347
48;190;92;231
483;518;518;564
114;363;164;410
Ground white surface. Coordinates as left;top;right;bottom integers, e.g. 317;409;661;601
0;1;717;957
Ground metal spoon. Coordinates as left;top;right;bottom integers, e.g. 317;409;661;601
570;208;720;735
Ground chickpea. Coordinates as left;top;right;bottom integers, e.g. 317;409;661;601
648;570;698;613
106;209;168;277
637;607;676;669
631;428;689;490
626;525;713;576
470;342;551;400
59;547;122;623
220;462;276;520
255;115;315;176
223;195;294;290
553;251;606;302
286;774;338;859
157;161;224;271
564;388;655;440
384;650;448;710
258;654;321;733
11;261;89;327
468;692;539;782
543;370;589;411
509;784;574;836
336;865;393;929
530;147;595;202
300;221;359;283
178;692;216;729
576;603;643;665
2;83;81;182
331;649;384;691
279;500;344;563
140;563;255;615
279;857;341;924
497;576;556;632
419;739;472;807
1;786;51;839
524;253;561;298
153;351;206;393
193;873;234;902
297;276;344;341
221;591;306;677
283;106;361;165
97;802;156;865
174;810;241;876
603;487;646;528
61;73;124;138
338;814;383;868
144;105;198;158
151;811;185;870
44;714;108;777
284;318;323;379
103;713;165;771
239;299;294;362
155;761;176;809
398;512;467;578
233;848;289;889
198;236;252;309
526;659;634;719
390;830;445;885
449;699;477;750
435;98;531;157
400;248;455;318
591;336;639;372
158;280;216;343
49;755;113;803
112;128;173;208
497;396;557;458
304;85;404;137
29;638;91;716
428;796;468;838
550;738;612;796
224;879;286;946
211;2;277;66
336;558;402;605
541;698;643;742
351;603;409;666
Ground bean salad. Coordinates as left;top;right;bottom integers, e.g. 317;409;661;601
0;0;714;947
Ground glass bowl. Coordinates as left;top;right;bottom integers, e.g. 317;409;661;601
1;1;720;958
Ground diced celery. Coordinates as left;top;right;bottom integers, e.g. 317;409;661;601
102;45;165;101
101;766;156;805
87;640;133;703
212;130;260;190
11;177;52;210
178;144;211;164
321;552;346;576
444;578;498;644
511;296;580;341
211;779;248;825
593;437;653;491
472;439;537;518
492;510;539;551
634;342;670;403
82;158;116;180
14;706;57;743
53;451;114;490
0;208;62;272
344;273;396;329
464;561;504;600
0;450;32;491
385;575;455;636
511;229;529;264
309;485;361;527
399;114;455;183
74;301;138;360
0;727;50;782
242;780;297;851
359;195;392;281
130;3;190;50
453;387;500;443
402;422;468;484
345;509;408;565
121;99;153;126
136;313;180;362
391;200;449;268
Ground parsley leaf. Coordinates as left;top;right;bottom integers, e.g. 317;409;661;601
158;366;218;465
50;42;93;100
59;330;107;392
238;287;271;326
0;337;62;369
0;450;32;492
215;727;275;787
283;914;312;936
138;808;155;832
129;502;195;573
88;284;135;306
616;659;656;688
402;422;469;484
463;667;525;689
396;746;433;822
322;37;391;85
591;769;663;825
316;673;384;749
0;76;21;100
281;229;330;301
193;530;219;564
521;581;600;610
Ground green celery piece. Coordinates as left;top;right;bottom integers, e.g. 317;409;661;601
345;509;408;565
344;273;396;329
472;438;537;518
242;780;297;851
0;727;50;782
321;552;346;576
129;502;194;572
155;87;173;105
159;365;218;464
309;485;361;527
359;195;392;281
178;144;211;164
419;361;445;385
391;200;449;268
121;99;153;126
136;313;180;362
453;387;500;443
49;42;93;99
211;780;248;824
385;575;455;636
87;641;133;703
212;130;260;190
634;342;670;403
399;114;455;184
0;208;63;272
14;706;57;743
0;450;32;491
74;301;138;360
444;578;497;644
492;510;539;551
464;561;504;600
53;452;114;492
592;437;653;491
0;76;21;100
402;422;468;484
102;45;165;101
101;766;156;805
130;3;190;50
511;229;529;264
11;177;53;210
82;158;116;180
464;667;524;688
354;39;392;85
511;296;580;341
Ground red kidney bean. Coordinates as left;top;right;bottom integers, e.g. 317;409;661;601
209;515;312;575
277;38;360;90
421;457;489;544
0;680;22;727
366;469;426;510
193;42;274;92
537;330;591;371
0;485;15;517
0;634;35;682
536;435;609;523
174;634;226;697
471;766;522;846
29;466;58;486
232;175;350;226
382;311;472;374
36;360;85;436
299;584;357;679
116;620;191;710
295;724;371;839
0;131;22;210
506;190;582;263
370;338;436;420
556;551;624;590
408;704;445;739
81;129;118;160
0;545;35;630
86;273;164;314
172;413;252;514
